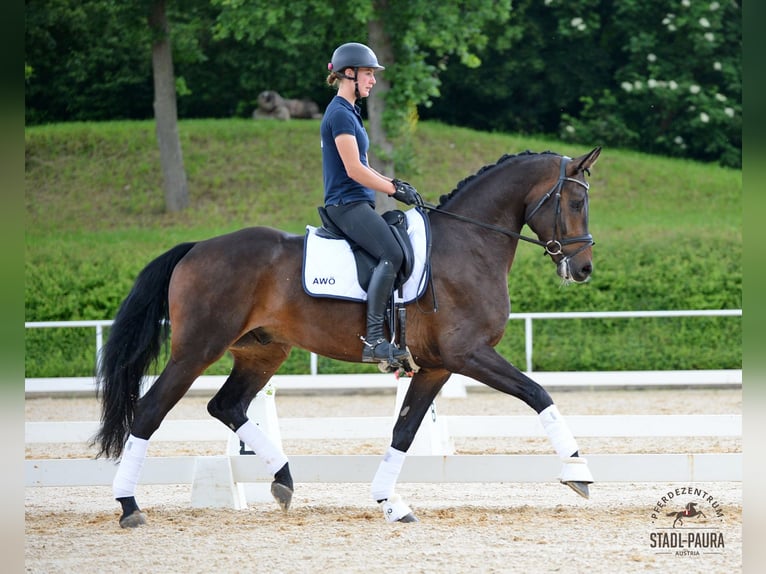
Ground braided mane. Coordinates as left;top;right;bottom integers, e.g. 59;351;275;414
437;149;559;208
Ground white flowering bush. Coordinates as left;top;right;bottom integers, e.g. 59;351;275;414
555;0;740;167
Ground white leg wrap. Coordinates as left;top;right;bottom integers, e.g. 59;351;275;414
112;435;149;499
379;494;414;522
235;420;288;474
370;446;406;501
538;404;579;459
559;456;594;484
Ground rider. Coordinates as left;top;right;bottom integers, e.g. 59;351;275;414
321;42;421;365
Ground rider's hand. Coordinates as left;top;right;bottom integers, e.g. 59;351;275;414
391;179;423;206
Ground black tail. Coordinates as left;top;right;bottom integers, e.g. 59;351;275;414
92;242;196;459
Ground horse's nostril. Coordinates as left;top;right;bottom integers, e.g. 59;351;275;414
582;263;593;275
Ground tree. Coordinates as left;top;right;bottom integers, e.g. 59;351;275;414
421;0;741;168
585;0;742;167
366;11;396;212
25;0;154;124
25;0;194;211
212;0;510;204
149;0;189;212
26;0;740;167
420;0;614;136
370;0;513;208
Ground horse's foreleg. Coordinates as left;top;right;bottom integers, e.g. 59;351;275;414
457;346;593;498
207;343;293;511
538;403;593;497
371;369;451;522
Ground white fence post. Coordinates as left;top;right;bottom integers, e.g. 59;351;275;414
525;316;533;373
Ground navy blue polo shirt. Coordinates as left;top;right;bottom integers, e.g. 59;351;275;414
321;96;376;206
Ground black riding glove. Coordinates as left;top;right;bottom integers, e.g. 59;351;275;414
392;179;423;206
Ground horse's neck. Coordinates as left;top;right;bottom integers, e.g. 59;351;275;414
456;169;527;225
440;170;527;243
430;195;525;273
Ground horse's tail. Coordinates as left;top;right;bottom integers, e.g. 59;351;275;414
92;242;196;459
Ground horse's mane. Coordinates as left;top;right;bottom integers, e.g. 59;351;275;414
437;149;559;208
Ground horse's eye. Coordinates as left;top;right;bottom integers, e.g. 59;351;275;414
569;200;584;210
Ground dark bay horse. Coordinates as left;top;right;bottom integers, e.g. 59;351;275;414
94;147;601;527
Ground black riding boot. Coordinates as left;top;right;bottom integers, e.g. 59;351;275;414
362;259;409;365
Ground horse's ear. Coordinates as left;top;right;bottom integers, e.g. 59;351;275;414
568;146;602;176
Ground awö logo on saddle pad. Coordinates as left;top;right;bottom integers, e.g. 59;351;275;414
312;276;336;286
648;487;726;558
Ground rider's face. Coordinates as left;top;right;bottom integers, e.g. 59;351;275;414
354;68;377;97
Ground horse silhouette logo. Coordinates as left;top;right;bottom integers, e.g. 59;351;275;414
667;502;707;528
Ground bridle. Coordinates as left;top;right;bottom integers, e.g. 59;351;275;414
524;156;594;260
420;156;594;261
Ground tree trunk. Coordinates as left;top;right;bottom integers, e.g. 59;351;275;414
367;14;396;214
149;0;189;212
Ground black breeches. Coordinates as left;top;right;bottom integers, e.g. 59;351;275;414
325;201;404;269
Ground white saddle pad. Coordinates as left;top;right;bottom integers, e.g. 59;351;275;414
302;208;430;303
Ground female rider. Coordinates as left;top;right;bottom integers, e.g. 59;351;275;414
321;42;421;366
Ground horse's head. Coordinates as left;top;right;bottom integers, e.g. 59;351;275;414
524;147;601;284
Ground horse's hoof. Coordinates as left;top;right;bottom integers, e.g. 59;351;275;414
558;456;593;499
562;480;590;499
119;510;147;528
380;494;418;523
271;481;293;512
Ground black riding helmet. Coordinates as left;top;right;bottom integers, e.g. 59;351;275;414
328;42;384;100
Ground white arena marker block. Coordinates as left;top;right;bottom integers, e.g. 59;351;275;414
247;382;283;451
191;456;246;509
440;375;468;398
226;433;274;504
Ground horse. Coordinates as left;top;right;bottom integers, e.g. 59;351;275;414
93;147;601;528
667;502;707;528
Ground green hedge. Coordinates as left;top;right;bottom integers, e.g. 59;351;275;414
24;120;741;377
24;231;742;377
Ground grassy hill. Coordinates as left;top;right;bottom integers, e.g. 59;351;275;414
25;119;742;376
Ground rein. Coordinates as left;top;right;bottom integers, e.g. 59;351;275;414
419;156;594;257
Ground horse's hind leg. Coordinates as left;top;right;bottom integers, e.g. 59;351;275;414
113;357;212;527
206;339;294;511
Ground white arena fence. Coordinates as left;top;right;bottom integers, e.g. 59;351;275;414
25;310;742;508
26;376;742;509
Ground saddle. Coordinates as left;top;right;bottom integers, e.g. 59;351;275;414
316;206;416;292
310;206;427;374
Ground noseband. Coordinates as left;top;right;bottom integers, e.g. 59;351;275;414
422;156;594;260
